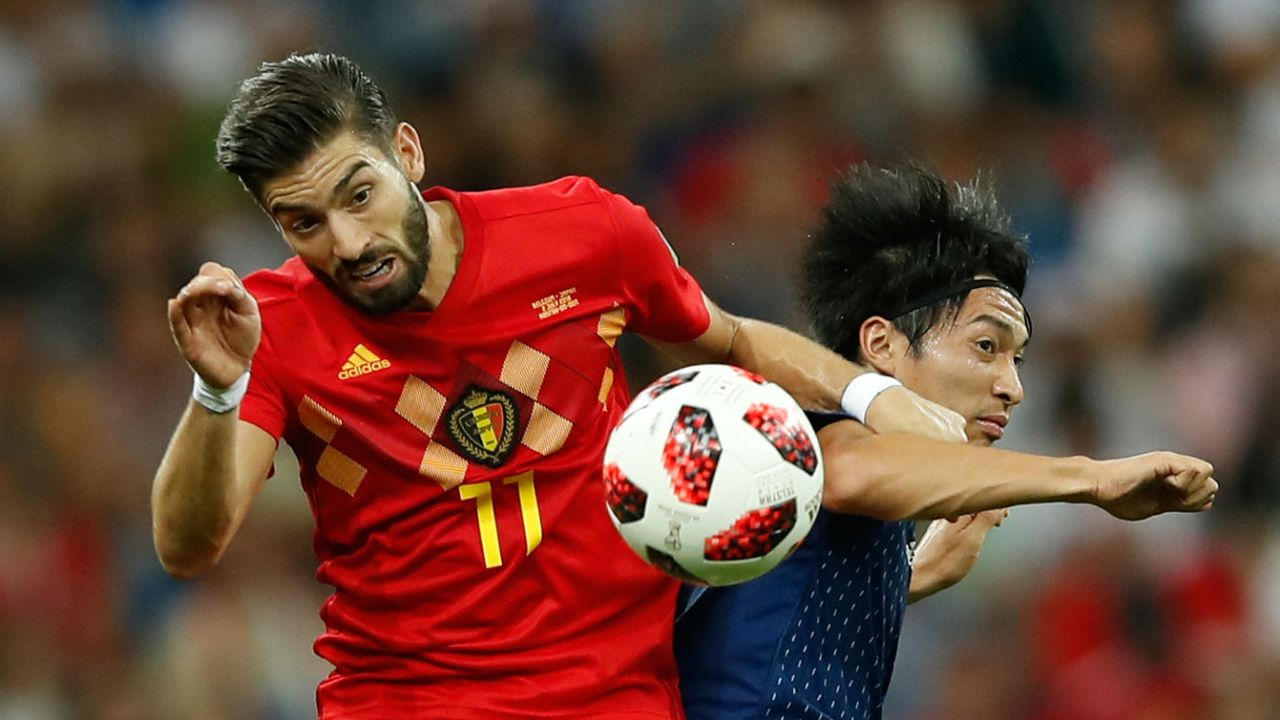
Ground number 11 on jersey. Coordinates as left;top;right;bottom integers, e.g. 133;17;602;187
459;472;542;568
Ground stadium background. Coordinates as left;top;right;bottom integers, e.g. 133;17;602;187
2;1;1279;717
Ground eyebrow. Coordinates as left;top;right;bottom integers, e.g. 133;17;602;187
268;161;370;216
969;313;1030;349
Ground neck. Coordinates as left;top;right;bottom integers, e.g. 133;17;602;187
418;198;463;310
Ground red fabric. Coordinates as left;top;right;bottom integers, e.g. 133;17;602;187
238;177;709;719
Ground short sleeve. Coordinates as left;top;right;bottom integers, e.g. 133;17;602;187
238;328;288;440
602;189;711;342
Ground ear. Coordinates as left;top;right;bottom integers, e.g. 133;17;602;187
858;316;906;376
393;122;425;183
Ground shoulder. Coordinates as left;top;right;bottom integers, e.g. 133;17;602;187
242;257;317;310
450;176;620;222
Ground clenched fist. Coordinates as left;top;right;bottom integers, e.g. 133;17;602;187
1092;451;1217;521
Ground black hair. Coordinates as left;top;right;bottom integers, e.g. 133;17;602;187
801;163;1029;361
215;52;398;199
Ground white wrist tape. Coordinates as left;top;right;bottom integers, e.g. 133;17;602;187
192;370;250;414
840;373;903;423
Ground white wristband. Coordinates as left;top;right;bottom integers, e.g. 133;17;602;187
840;373;903;423
192;370;250;414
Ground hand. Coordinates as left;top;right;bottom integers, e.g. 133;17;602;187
1091;451;1217;521
908;509;1008;602
863;385;967;443
167;262;261;388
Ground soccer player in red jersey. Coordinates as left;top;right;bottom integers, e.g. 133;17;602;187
152;53;965;719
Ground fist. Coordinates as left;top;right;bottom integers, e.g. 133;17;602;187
1094;451;1217;521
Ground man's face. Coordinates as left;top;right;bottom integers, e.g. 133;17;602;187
260;130;429;315
890;287;1029;446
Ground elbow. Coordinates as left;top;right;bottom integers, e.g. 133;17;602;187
155;540;223;580
153;523;229;580
818;426;920;521
821;462;913;522
159;557;208;581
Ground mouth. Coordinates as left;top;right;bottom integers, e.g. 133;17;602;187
346;256;398;290
975;415;1008;440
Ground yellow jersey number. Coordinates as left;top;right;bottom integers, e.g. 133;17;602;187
458;471;543;568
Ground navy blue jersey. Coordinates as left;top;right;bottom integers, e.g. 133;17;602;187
674;412;915;720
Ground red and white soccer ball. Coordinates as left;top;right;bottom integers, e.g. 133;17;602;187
603;364;824;586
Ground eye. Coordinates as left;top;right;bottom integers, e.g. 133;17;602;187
291;216;321;234
1013;354;1026;367
976;339;996;354
351;186;372;207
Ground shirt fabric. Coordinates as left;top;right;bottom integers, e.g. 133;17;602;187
238;176;711;719
674;413;915;720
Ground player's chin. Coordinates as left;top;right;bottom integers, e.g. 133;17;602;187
965;425;998;446
342;281;417;315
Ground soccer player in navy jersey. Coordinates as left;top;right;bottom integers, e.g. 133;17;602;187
152;54;978;720
674;163;1218;720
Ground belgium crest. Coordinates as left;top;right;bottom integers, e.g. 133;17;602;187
446;385;519;467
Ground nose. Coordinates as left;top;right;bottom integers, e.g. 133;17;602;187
329;212;370;262
994;355;1024;408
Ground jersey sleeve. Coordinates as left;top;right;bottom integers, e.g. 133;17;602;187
238;326;288;440
601;187;711;342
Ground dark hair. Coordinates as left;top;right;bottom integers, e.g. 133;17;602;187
215;52;398;198
801;163;1029;361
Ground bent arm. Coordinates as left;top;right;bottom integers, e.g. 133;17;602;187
646;298;864;412
819;420;1095;521
647;298;967;443
151;404;276;579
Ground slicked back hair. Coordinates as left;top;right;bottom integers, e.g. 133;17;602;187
216;52;398;200
801;163;1029;361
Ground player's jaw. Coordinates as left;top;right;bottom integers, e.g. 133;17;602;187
328;186;431;315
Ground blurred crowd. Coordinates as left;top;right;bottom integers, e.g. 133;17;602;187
2;1;1279;718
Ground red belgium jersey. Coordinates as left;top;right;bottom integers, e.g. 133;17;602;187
238;177;711;719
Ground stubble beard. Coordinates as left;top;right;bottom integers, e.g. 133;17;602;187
327;180;431;316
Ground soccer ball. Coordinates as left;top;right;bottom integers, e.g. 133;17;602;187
603;364;824;586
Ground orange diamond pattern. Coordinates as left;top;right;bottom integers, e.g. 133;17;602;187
298;395;366;496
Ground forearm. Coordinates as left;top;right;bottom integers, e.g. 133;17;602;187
822;429;1095;520
907;565;944;604
726;318;865;411
151;402;244;578
907;521;943;603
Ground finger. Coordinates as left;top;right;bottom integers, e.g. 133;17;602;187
222;281;258;315
198;261;237;281
167;297;192;348
178;275;242;304
1165;453;1214;481
1192;458;1214;478
1164;469;1197;495
976;509;1007;528
1183;477;1218;510
1174;468;1216;500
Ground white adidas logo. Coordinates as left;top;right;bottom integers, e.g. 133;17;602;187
339;344;391;380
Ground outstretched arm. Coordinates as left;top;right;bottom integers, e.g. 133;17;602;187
647;297;967;442
818;419;1217;522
